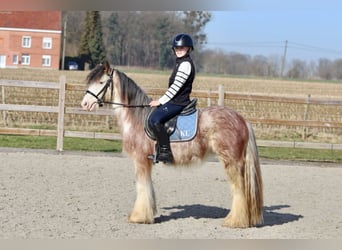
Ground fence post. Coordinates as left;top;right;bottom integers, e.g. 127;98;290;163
302;94;311;140
207;89;211;106
1;85;7;125
218;84;224;106
56;75;66;151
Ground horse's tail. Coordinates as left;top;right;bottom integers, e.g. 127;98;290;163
244;121;264;226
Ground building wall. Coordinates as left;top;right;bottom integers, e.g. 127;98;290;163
0;11;62;69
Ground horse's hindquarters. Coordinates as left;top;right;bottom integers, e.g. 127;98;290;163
198;106;249;160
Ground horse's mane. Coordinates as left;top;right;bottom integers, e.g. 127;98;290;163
116;70;151;107
115;70;152;124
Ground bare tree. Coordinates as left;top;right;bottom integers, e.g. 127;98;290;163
287;59;308;79
317;58;333;80
333;59;342;80
62;11;86;56
251;55;269;76
267;54;281;77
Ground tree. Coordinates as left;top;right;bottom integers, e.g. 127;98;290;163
287;59;308;79
78;11;106;69
182;11;212;70
182;11;211;48
333;59;342;80
251;55;269;76
155;16;172;69
267;55;281;77
62;11;85;56
317;58;333;80
106;12;121;65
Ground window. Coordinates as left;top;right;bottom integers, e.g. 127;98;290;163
13;54;19;64
42;37;52;49
42;55;51;67
21;54;30;65
22;36;31;48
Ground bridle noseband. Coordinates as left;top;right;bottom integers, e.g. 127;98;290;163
86;68;150;108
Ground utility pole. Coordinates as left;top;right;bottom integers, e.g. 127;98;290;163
61;16;67;70
280;40;288;78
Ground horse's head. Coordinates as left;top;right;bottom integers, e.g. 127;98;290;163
81;61;113;111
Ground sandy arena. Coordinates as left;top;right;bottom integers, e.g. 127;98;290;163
0;148;341;239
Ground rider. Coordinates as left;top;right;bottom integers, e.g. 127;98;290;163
148;33;196;164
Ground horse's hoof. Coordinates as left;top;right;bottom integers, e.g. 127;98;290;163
222;218;250;228
222;214;250;228
128;214;154;224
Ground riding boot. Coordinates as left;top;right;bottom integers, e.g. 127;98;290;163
158;144;174;164
152;123;174;164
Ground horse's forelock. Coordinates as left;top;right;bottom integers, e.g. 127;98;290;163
86;64;106;85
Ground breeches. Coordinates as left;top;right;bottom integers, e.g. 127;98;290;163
148;102;184;127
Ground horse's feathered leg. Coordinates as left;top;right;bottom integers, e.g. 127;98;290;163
202;107;263;228
223;161;250;228
223;122;263;228
128;158;156;224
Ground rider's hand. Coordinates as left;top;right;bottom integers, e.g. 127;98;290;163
149;100;161;107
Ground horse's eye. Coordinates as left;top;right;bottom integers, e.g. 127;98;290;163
99;81;104;84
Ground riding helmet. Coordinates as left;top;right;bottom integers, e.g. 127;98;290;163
172;33;194;51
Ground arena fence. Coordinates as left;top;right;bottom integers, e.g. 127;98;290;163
1;77;342;151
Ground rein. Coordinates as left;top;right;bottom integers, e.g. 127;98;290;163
86;68;150;108
103;100;150;108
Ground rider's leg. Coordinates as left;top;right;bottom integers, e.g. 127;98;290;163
148;103;183;163
151;123;173;163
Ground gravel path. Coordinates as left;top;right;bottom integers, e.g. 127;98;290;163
0;148;341;239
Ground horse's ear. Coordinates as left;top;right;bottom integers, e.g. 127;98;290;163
103;60;111;74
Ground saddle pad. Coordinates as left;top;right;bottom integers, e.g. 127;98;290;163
169;110;198;142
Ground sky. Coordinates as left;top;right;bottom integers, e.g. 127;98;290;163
203;2;342;62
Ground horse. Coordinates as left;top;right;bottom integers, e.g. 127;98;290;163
81;61;263;228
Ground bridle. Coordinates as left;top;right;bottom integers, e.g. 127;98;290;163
86;68;114;107
86;68;150;108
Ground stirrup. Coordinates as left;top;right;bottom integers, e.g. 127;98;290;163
148;144;173;164
147;153;158;164
148;143;160;164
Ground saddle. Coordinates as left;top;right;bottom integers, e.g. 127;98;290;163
144;98;199;142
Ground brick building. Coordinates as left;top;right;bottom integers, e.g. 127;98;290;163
0;11;62;69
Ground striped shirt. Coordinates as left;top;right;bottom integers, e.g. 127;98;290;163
159;55;195;105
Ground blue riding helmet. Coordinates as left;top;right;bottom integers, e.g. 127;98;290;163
172;33;194;51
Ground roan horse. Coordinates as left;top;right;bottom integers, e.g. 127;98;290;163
81;61;263;228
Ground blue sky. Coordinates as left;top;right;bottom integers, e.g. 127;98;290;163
203;2;342;62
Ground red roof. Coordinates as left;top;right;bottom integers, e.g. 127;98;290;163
0;11;61;31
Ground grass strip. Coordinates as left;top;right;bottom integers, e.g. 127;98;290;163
0;135;121;153
258;146;342;163
0;135;341;163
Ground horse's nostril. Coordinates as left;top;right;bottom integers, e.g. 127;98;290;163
81;100;88;109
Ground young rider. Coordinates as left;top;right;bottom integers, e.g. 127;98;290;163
148;33;196;164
